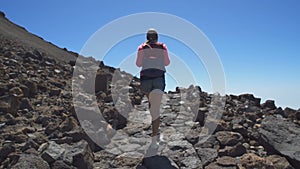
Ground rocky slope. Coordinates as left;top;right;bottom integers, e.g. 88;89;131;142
0;11;300;169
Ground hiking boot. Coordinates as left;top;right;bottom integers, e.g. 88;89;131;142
158;133;166;144
149;141;159;150
153;133;166;143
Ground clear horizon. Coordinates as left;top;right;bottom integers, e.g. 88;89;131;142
0;1;299;109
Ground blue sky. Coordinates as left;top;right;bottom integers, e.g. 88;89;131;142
1;0;300;109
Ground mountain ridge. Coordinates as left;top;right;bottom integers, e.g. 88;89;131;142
0;11;77;63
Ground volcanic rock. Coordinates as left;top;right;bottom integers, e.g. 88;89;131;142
11;154;50;169
259;115;300;166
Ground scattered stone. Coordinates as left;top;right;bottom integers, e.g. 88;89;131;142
0;143;15;163
216;156;236;167
41;141;65;164
9;87;23;97
5;132;28;144
196;148;218;166
194;107;207;126
265;155;294;169
113;152;143;168
19;98;33;111
45;122;59;135
0;95;20;115
220;143;247;157
49;88;61;96
59;117;78;132
23;79;38;97
238;153;266;169
215;131;244;147
205;162;236;169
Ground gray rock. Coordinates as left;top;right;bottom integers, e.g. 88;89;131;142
284;107;297;119
238;153;269;169
215;131;244;147
219;143;247;157
227;143;247;157
19;98;33;111
185;128;201;145
0;95;20;115
296;110;300;120
193;107;207;125
35;115;51;127
49;88;61;96
180;155;202;169
39;140;94;169
259;116;300;166
0;84;7;96
24;51;41;60
265;155;294;169
62;126;103;152
5;132;28;144
196;148;218;166
41;141;64;163
261;100;276;110
45;122;59;135
63;140;94;169
118;143;141;152
93;150;116;168
205;162;236;169
232;124;248;137
11;154;50;169
0;143;15;163
163;140;201;169
216;156;237;167
59;117;78;132
194;135;219;149
23;79;38;97
113;152;143;168
238;94;261;106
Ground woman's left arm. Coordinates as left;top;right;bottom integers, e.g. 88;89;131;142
163;44;170;66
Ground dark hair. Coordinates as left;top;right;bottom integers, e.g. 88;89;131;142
146;28;158;43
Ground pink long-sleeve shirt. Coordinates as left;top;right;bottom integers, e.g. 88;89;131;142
136;42;170;68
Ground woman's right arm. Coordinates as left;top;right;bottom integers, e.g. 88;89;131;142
136;45;143;67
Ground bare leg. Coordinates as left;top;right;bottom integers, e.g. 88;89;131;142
145;93;150;109
149;89;163;142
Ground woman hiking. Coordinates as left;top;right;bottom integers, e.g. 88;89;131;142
136;28;170;149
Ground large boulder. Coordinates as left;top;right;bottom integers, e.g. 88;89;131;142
40;140;94;169
259;115;300;167
11;154;50;169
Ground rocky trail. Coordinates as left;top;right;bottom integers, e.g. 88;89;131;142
0;11;300;169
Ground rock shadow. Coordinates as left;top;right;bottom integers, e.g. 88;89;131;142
136;155;177;169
